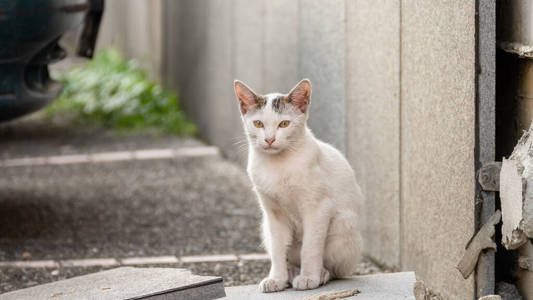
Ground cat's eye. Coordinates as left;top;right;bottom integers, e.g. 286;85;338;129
253;120;264;128
279;120;291;128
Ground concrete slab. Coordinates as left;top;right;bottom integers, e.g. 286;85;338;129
0;267;224;300
222;272;416;300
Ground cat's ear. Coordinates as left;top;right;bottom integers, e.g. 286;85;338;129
287;79;311;113
234;80;262;114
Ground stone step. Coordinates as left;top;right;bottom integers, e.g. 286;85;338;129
0;267;225;300
222;272;416;300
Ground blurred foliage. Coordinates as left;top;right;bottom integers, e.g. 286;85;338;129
46;49;196;135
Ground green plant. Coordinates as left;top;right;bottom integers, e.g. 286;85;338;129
46;49;196;135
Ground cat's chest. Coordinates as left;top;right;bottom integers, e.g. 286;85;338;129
250;166;308;200
253;169;298;189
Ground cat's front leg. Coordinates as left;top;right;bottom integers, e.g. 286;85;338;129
259;207;291;293
293;206;331;290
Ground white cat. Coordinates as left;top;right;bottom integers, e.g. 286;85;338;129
234;79;364;292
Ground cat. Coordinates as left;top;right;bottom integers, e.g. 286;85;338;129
234;79;364;292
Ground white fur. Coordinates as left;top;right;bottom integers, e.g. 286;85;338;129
235;80;363;293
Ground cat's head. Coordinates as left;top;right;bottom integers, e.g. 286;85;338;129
234;79;311;155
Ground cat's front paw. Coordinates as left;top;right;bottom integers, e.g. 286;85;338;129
292;275;320;290
258;277;288;293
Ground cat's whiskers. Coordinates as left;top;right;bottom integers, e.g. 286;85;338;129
284;137;301;154
232;135;249;146
232;135;250;154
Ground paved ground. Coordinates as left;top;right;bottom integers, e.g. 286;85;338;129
0;116;384;294
225;272;416;300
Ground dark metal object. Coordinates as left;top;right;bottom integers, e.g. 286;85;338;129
478;162;502;192
0;0;90;121
77;0;104;58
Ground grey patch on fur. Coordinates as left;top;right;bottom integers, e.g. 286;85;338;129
255;95;266;109
271;95;289;113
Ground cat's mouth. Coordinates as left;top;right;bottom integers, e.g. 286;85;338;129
262;146;280;153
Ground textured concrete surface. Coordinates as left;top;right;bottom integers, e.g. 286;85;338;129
476;0;496;296
223;272;416;300
262;1;299;93
345;0;401;267
96;0;163;81
299;0;346;153
200;0;238;164
400;1;476;299
0;267;224;300
477;0;496;164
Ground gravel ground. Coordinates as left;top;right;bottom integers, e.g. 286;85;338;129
0;116;384;294
0;157;262;260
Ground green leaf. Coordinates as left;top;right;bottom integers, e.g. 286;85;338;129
46;48;196;136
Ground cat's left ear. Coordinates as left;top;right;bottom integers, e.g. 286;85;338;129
287;79;311;113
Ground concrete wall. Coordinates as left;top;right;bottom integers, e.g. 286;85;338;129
345;2;477;298
162;0;347;161
299;0;346;152
97;1;485;299
160;0;300;164
96;0;163;81
399;2;476;299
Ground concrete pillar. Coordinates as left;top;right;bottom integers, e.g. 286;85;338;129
476;0;496;297
345;0;401;268
162;0;210;141
201;0;238;162
400;1;476;299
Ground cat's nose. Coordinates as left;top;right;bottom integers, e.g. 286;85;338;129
265;138;275;146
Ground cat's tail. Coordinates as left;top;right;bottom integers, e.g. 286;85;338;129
324;233;362;279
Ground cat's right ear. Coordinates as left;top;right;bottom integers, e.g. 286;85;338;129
234;80;261;115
